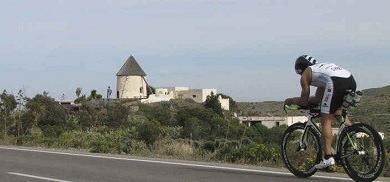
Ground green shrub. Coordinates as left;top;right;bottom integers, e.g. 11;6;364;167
89;132;114;153
160;126;183;139
137;120;161;147
57;131;96;149
202;141;216;153
121;139;149;155
155;139;194;159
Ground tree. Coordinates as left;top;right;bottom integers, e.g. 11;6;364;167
204;92;223;116
74;95;86;104
9;89;29;140
43;91;49;97
23;94;68;137
76;88;82;98
0;90;17;139
217;94;237;111
88;90;103;100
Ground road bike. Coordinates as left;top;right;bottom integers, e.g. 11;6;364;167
281;93;385;182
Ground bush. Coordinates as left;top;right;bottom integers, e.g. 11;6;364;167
57;131;94;149
137;120;161;147
202;141;216;153
214;142;280;164
155;139;194;159
160;126;183;139
104;102;130;128
89;133;113;153
121;139;149;155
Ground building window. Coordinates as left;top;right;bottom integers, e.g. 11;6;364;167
140;87;144;94
276;122;280;127
193;95;197;98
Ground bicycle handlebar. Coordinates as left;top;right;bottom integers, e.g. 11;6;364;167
283;104;300;112
284;104;321;114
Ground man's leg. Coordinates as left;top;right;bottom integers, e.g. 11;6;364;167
321;113;334;156
315;113;336;169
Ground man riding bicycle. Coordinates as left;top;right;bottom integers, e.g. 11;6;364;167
284;55;356;169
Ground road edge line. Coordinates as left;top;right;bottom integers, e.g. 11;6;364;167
8;172;72;182
0;146;352;181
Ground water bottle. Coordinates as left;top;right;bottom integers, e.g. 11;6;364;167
354;91;362;105
342;92;354;108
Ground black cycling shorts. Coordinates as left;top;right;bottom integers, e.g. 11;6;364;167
321;75;356;114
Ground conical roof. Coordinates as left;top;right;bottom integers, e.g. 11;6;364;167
116;56;147;76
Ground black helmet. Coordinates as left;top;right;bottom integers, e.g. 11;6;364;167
295;55;317;75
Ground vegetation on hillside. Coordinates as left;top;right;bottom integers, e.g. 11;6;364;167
0;90;283;166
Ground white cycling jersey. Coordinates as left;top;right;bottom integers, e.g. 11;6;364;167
309;63;352;88
309;63;353;114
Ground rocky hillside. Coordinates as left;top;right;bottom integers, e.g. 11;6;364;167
351;85;390;137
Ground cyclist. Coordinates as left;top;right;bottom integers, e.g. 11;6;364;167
284;55;356;169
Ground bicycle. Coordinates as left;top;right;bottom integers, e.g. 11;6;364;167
281;93;385;182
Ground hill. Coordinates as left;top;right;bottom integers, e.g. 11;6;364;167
236;101;285;116
361;85;390;97
351;85;390;137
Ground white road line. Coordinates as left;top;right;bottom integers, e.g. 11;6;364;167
0;146;352;181
8;172;72;182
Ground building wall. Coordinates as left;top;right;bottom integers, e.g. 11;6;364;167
117;76;147;99
238;116;308;128
144;87;230;110
176;89;204;103
176;89;217;103
218;96;230;111
155;88;170;95
286;116;308;126
156;87;190;98
141;94;174;103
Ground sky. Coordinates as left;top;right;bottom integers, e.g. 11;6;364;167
1;0;389;102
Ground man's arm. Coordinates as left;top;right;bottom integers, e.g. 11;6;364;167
309;87;325;105
285;68;311;106
297;69;311;106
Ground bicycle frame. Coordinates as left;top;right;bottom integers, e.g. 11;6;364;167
299;109;356;156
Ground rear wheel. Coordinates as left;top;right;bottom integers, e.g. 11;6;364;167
338;123;385;182
281;123;322;178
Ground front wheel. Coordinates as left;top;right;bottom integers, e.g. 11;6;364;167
338;123;385;182
281;123;322;178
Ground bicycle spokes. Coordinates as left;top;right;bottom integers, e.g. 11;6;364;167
341;130;379;174
284;127;320;173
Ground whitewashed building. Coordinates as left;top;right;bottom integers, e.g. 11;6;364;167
144;87;230;110
238;116;308;128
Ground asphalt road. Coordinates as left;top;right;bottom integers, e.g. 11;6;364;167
0;146;386;182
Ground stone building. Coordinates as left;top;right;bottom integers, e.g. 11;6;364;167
116;56;148;99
